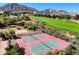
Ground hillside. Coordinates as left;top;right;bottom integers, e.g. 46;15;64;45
0;3;78;20
0;3;39;13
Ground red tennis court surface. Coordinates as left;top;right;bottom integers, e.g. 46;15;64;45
15;33;71;55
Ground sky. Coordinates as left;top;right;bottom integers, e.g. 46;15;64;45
0;3;79;13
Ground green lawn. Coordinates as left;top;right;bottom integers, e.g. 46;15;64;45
32;16;79;34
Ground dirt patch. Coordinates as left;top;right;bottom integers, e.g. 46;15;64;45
71;20;79;24
9;15;18;19
0;41;8;55
15;29;42;36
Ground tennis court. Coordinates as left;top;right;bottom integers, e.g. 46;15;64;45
28;43;50;55
15;33;71;55
33;35;45;40
43;40;60;49
28;40;60;55
23;36;36;43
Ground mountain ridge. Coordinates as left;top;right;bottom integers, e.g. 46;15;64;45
0;3;79;20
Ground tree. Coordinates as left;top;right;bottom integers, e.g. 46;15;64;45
74;14;79;20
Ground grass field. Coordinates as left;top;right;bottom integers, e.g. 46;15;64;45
32;16;79;34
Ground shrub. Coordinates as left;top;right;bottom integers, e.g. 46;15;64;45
0;29;20;40
76;34;79;39
59;44;79;55
19;14;31;21
5;44;24;55
0;19;7;28
9;29;15;35
16;21;25;26
0;31;12;40
24;23;37;31
8;29;20;39
8;18;17;25
46;44;79;55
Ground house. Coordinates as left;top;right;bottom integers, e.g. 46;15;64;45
0;10;4;14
